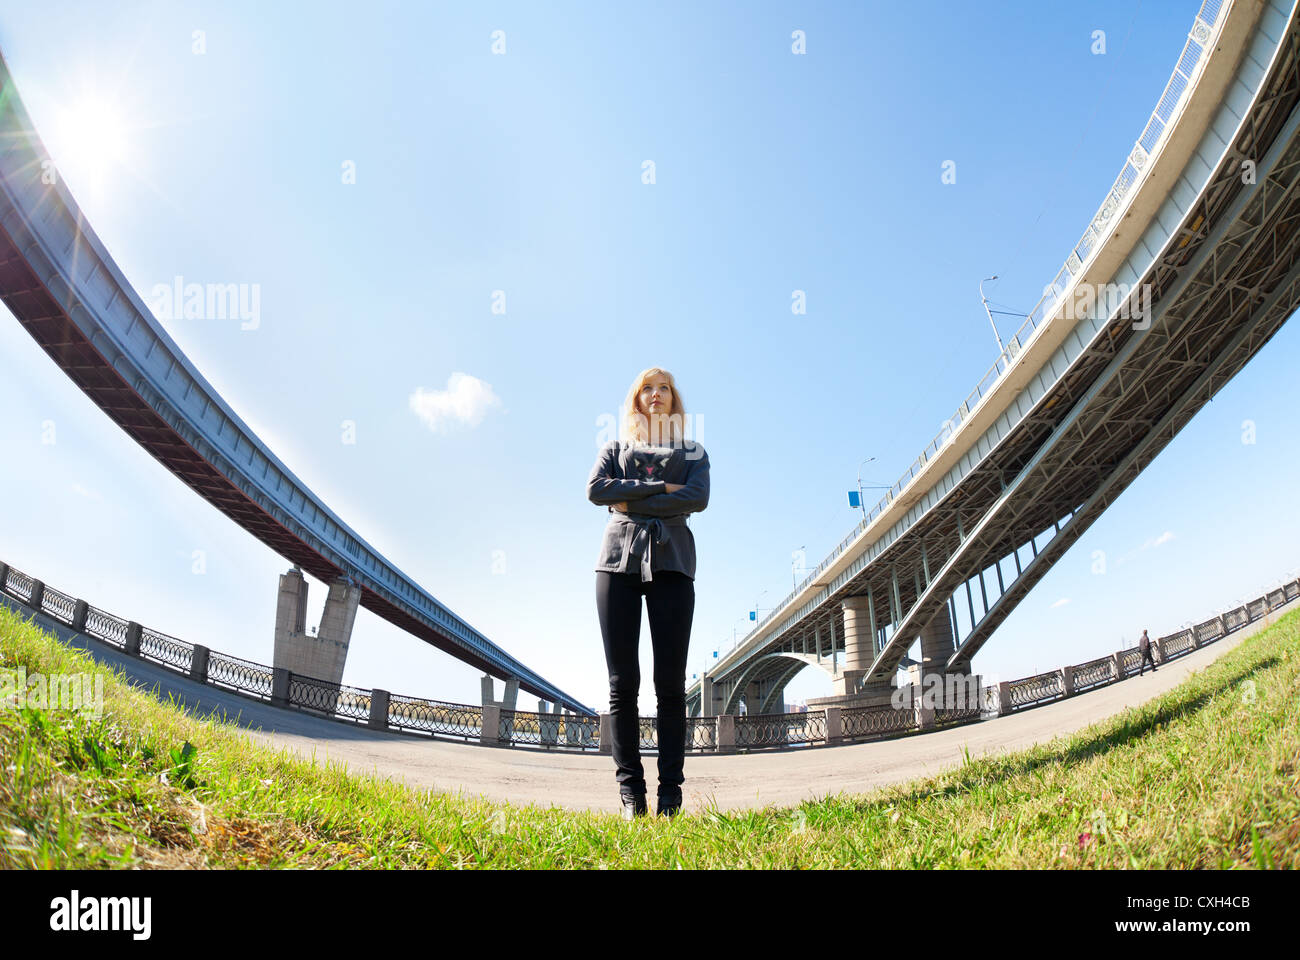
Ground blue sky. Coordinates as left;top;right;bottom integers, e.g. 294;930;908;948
1;0;1297;716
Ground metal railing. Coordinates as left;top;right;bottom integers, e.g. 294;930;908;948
1072;656;1115;694
0;556;1295;754
206;650;274;700
840;703;917;741
735;710;827;748
386;693;483;741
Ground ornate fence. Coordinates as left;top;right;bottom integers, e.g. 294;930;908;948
1072;656;1115;694
1;556;1296;754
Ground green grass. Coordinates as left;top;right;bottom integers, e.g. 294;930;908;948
1;601;1296;868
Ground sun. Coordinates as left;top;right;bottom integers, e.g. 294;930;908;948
50;94;132;191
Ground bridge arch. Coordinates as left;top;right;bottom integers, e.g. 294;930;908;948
721;652;827;715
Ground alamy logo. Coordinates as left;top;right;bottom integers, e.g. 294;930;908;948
1049;280;1153;329
147;275;261;330
0;668;103;717
49;891;151;940
891;673;981;710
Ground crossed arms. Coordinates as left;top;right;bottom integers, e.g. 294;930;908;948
586;442;710;517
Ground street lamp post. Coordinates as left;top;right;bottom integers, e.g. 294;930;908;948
855;456;892;522
981;275;1006;355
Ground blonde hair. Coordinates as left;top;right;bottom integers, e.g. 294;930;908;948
620;367;687;445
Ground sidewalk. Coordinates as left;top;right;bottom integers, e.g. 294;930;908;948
4;592;1293;816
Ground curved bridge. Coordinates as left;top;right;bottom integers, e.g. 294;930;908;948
694;0;1300;717
0;52;594;716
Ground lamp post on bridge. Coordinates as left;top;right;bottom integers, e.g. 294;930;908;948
981;275;1006;355
851;457;891;523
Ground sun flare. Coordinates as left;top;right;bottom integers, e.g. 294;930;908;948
51;94;131;187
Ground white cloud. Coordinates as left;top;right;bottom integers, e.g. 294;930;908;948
1050;597;1070;609
69;483;103;502
408;373;504;434
1141;530;1176;551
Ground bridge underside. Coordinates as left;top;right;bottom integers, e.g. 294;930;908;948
692;9;1300;717
0;220;527;691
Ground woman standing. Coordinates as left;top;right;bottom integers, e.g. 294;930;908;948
586;367;710;820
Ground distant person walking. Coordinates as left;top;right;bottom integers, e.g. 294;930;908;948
587;367;710;821
1138;629;1157;675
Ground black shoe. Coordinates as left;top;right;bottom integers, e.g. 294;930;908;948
656;789;683;818
620;791;648;820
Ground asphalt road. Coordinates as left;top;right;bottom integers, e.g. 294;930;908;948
4;592;1292;816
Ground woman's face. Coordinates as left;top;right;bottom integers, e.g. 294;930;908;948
639;377;673;416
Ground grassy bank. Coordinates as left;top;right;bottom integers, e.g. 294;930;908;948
1;602;1296;868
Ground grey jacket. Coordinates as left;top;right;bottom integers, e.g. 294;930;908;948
587;440;710;581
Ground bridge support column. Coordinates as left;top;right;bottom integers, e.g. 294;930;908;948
273;566;360;686
700;675;716;716
917;607;957;672
834;595;887;698
501;677;520;710
903;608;980;710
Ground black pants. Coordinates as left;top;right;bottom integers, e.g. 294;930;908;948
595;570;694;797
1140;647;1157;674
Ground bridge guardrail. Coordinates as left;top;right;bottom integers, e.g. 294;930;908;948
0;556;1295;754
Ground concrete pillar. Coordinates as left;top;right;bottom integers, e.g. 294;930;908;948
835;595;874;695
824;706;842;745
270;666;290;707
743;680;761;715
125;621;142;657
481;675;495;706
273;566;308;672
996;681;1012;716
1112;651;1124;680
1061;665;1074;697
918;606;957;671
481;704;501;746
276;566;309;638
915;701;935;730
0;562;8;591
29;579;45;612
71;599;88;633
716;713;736;754
274;570;359;686
189;644;210;683
501;677;519;710
499;677;520;740
369;689;390;730
1152;638;1165;664
319;577;361;639
700;675;716;717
